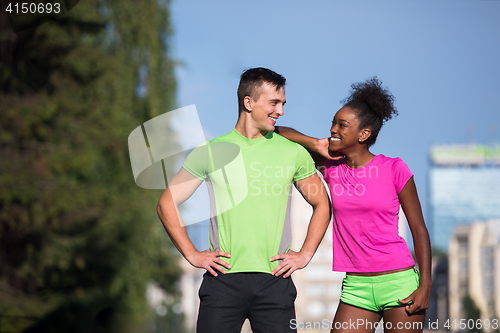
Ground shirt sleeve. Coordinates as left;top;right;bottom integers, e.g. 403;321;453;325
392;158;414;194
182;142;210;181
293;144;317;182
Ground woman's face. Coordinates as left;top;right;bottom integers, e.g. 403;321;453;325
329;106;364;153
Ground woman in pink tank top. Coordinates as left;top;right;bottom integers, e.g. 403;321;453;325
276;77;431;333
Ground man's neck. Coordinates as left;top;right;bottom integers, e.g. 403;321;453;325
234;116;268;139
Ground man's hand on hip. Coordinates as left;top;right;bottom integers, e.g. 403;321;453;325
187;249;231;277
269;250;311;278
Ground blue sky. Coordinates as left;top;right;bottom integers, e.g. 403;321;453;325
169;0;500;245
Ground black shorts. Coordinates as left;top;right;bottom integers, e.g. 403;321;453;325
196;272;297;333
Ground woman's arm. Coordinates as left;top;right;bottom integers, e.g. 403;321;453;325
275;126;331;170
398;177;432;315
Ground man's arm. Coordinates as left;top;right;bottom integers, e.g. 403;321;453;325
157;168;231;276
269;172;331;278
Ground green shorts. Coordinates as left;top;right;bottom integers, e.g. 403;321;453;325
340;267;420;314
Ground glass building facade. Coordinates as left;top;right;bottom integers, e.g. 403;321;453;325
429;144;500;251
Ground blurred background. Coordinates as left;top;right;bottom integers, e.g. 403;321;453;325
1;0;500;332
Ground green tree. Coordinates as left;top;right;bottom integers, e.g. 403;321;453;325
0;1;182;332
462;295;481;333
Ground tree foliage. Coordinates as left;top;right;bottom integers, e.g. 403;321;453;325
462;295;481;333
0;0;181;332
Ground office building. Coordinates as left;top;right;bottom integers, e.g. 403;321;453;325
448;220;500;332
429;144;500;251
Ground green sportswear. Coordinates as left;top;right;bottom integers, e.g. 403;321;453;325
182;129;316;274
340;268;420;313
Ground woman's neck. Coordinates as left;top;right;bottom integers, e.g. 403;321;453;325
343;149;375;168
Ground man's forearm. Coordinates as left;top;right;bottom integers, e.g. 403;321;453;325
296;201;330;261
157;190;198;262
157;197;232;276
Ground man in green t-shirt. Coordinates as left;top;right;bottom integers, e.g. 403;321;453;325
157;67;330;333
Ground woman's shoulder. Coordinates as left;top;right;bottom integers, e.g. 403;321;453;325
373;154;406;166
374;155;413;180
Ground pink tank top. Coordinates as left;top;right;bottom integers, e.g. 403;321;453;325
323;154;415;272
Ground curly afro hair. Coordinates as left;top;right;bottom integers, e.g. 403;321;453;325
342;77;398;148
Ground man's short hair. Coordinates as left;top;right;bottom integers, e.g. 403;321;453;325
237;67;286;113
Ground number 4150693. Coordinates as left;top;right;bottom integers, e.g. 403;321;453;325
444;319;499;330
5;2;61;14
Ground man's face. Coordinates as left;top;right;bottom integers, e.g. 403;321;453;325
247;82;286;134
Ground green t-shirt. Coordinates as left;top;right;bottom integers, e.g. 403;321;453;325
182;129;316;274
